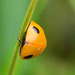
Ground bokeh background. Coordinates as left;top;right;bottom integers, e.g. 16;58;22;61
0;0;75;75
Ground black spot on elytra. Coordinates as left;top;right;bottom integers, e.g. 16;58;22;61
24;55;33;59
33;26;39;33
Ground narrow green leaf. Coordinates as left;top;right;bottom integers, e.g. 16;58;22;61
7;0;38;75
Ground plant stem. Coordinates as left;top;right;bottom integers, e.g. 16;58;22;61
7;0;38;75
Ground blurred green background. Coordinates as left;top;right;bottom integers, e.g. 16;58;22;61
0;0;75;75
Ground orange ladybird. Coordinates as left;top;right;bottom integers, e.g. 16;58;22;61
19;21;47;60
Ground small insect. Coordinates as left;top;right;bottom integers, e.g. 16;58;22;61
18;21;47;60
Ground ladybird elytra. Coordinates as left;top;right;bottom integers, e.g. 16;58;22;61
20;21;47;60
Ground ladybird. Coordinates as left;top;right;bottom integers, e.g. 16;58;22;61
19;21;47;60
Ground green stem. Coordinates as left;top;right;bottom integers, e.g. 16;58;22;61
7;0;38;75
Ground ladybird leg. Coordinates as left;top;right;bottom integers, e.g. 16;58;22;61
17;36;23;43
